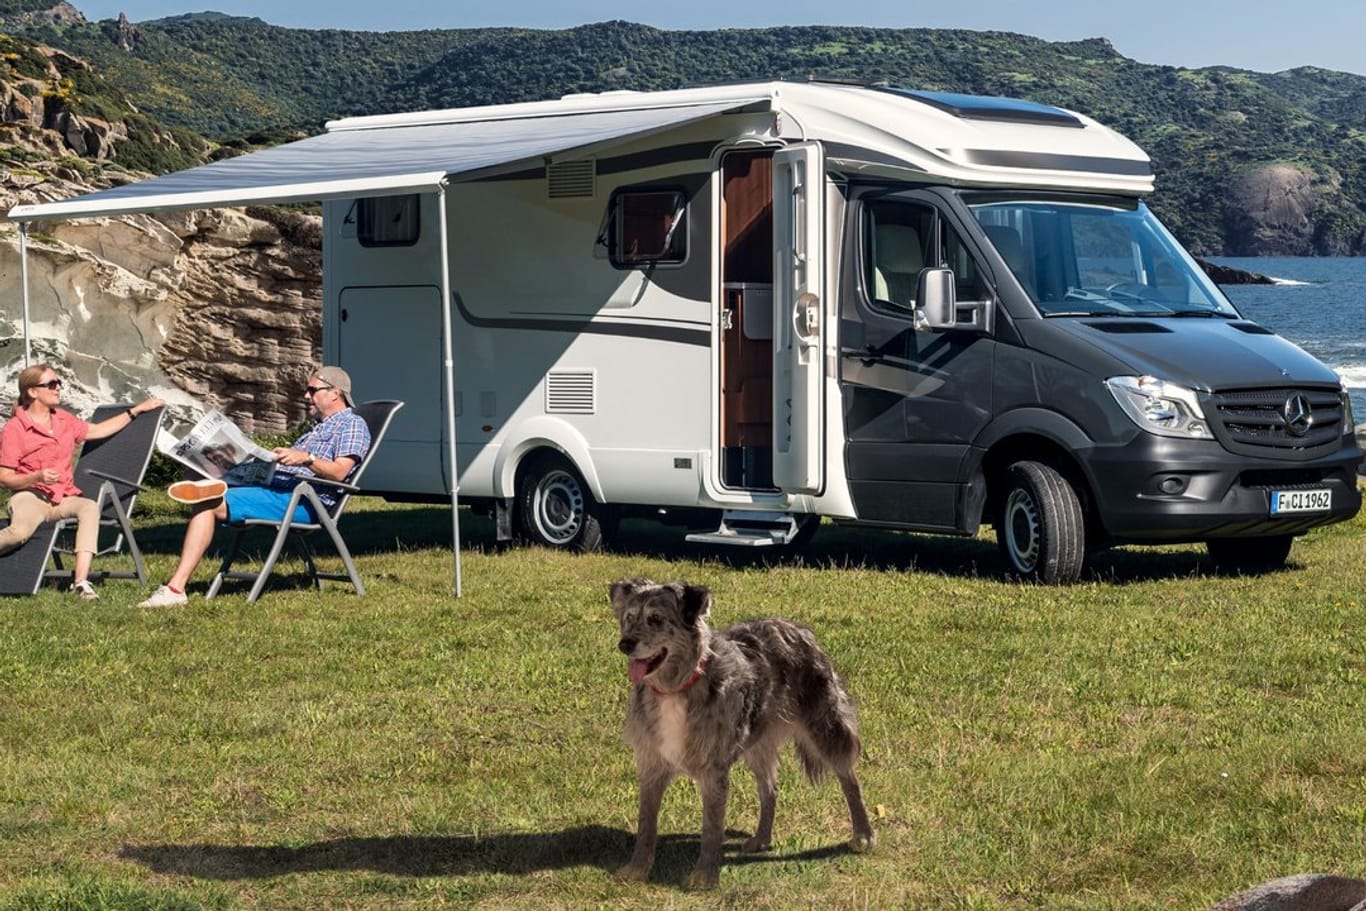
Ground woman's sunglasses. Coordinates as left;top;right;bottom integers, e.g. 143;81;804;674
36;380;62;390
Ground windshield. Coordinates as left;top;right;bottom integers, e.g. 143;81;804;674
968;197;1238;318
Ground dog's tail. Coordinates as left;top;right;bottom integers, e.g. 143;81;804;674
795;673;862;783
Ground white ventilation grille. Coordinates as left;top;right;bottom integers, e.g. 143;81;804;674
547;160;596;199
545;370;596;414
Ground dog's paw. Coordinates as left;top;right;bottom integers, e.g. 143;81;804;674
740;835;772;854
849;831;876;854
614;863;651;883
683;867;720;891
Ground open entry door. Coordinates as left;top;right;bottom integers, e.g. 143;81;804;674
771;142;825;494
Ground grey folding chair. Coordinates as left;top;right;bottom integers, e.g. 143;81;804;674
204;400;403;604
0;404;164;595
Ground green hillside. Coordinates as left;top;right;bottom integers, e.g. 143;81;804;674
6;7;1366;255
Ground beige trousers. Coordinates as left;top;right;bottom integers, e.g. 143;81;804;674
0;491;100;557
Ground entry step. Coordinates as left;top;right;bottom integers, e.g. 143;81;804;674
686;511;804;547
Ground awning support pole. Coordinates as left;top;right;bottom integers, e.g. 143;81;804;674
436;182;462;596
19;222;31;365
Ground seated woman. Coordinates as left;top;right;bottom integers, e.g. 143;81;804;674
0;363;164;600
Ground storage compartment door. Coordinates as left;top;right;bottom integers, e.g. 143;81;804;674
771;142;825;494
337;285;447;495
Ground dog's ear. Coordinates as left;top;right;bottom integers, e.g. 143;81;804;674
679;583;712;626
610;577;650;617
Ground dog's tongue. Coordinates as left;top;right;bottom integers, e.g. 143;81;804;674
628;659;651;685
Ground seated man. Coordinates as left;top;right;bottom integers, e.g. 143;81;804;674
138;366;370;607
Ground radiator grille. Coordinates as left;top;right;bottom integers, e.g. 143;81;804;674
546;370;596;414
547;160;596;199
1208;386;1344;454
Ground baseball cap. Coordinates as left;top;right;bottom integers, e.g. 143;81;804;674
314;365;354;406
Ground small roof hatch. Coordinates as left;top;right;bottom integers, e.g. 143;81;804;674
879;87;1084;128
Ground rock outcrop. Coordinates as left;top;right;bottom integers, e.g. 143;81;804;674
1;165;322;435
0;39;322;434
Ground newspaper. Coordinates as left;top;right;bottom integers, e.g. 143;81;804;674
156;410;278;486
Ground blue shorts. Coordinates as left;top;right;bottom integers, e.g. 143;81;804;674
224;486;317;525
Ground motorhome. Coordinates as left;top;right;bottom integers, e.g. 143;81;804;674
16;80;1363;581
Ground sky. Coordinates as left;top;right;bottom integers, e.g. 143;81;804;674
71;0;1366;78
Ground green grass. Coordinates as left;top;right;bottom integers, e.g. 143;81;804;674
2;490;1365;910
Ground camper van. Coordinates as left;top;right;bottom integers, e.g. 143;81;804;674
16;79;1357;582
313;80;1361;581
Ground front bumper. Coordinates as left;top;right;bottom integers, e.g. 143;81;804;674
1082;431;1363;544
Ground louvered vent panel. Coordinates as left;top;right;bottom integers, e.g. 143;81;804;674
546;370;596;414
547;160;596;199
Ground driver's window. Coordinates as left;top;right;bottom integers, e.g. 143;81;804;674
865;201;933;313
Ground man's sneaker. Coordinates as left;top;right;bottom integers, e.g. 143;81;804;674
168;478;228;504
70;580;98;601
138;584;188;608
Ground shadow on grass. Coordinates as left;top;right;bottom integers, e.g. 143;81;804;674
118;826;855;882
129;502;1293;589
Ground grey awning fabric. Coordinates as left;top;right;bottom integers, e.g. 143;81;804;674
9;97;762;221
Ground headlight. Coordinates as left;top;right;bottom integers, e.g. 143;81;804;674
1105;375;1213;439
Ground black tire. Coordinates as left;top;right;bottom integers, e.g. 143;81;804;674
995;460;1087;583
516;453;606;552
1205;535;1293;574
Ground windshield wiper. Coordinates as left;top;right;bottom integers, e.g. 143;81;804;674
1164;310;1235;318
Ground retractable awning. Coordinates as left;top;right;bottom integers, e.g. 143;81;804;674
8;88;771;598
9;95;766;221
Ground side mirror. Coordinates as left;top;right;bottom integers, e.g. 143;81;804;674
915;267;995;334
915;268;957;329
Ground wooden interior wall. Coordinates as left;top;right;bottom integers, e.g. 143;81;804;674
720;151;774;458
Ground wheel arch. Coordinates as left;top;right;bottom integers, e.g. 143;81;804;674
493;416;604;503
975;410;1104;540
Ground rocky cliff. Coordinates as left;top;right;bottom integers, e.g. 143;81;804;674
0;42;321;434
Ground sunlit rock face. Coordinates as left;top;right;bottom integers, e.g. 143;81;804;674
1;172;322;435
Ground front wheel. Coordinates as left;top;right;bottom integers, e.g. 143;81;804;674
995;460;1086;584
517;454;607;552
1206;535;1293;574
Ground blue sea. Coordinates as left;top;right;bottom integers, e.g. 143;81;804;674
1208;257;1366;421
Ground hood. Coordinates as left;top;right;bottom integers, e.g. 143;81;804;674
1033;317;1343;391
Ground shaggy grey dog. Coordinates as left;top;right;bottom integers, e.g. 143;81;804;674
610;576;875;890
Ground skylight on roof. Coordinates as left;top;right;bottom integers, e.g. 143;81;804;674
879;87;1084;128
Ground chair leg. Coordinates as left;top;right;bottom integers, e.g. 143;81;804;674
317;512;365;596
107;494;147;585
297;535;322;590
246;519;298;604
205;529;247;600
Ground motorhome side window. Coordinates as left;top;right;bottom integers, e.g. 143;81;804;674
356;194;420;247
605;189;687;268
865;201;987;312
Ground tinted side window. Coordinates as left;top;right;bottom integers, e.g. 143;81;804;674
358;195;420;247
607;189;688;268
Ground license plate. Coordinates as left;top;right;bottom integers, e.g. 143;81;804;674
1270;488;1332;515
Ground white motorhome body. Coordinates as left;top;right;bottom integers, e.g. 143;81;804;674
15;80;1358;580
320;81;1152;544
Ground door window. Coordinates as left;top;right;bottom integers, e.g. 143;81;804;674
864;200;989;313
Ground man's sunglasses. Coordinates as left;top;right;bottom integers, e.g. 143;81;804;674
303;384;334;397
36;380;62;390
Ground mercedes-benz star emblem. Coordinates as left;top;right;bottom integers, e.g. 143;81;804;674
1282;393;1313;437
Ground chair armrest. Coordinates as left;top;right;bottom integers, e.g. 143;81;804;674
85;468;147;492
297;475;360;495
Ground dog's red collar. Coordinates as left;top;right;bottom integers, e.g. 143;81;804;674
649;653;710;696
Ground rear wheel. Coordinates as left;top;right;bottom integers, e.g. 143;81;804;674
995;460;1086;583
517;453;607;552
1206;535;1293;574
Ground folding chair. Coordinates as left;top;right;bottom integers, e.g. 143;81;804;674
0;404;164;596
204;400;404;604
